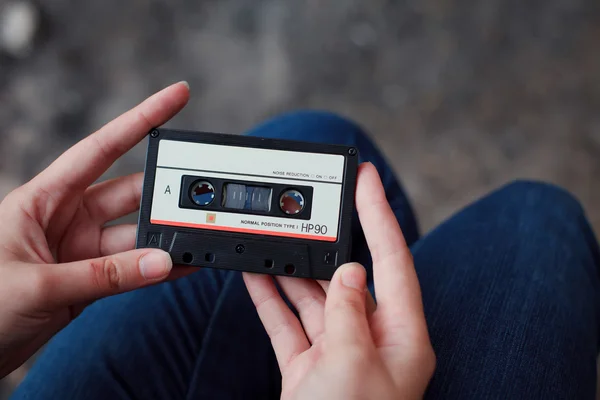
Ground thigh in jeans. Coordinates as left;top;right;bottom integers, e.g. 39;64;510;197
415;180;600;399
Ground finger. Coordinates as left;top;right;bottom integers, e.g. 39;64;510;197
99;224;198;278
318;279;377;316
29;81;189;227
85;173;143;223
356;163;426;332
324;263;373;349
275;276;326;344
100;224;137;256
36;249;173;308
243;272;309;370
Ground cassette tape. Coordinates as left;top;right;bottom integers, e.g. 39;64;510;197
135;128;359;280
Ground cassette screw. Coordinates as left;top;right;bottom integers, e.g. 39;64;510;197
235;244;245;254
150;129;159;138
348;147;357;156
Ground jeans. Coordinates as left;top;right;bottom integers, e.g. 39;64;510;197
11;111;600;399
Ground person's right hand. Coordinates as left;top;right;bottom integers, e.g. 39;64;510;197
244;163;436;400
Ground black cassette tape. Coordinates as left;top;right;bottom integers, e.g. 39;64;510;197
135;128;359;280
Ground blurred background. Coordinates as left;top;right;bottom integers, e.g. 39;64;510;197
0;0;599;396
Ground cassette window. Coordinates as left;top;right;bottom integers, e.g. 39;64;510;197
178;175;314;221
222;183;272;212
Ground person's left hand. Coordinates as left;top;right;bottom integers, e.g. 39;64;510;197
0;82;193;378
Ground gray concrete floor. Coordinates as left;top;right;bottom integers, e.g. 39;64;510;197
1;0;600;397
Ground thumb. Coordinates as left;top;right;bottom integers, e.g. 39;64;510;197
324;262;372;348
39;249;172;308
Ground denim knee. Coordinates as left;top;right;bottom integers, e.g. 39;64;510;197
489;179;592;242
496;179;584;217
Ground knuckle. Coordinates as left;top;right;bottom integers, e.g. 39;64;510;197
28;268;51;303
266;319;293;340
373;247;413;268
14;185;55;226
252;291;279;312
2;187;30;216
90;134;114;162
294;294;324;314
408;341;436;377
1;187;20;206
136;110;155;132
90;257;122;291
421;345;437;377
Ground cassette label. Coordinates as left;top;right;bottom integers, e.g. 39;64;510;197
149;140;345;241
156;140;345;183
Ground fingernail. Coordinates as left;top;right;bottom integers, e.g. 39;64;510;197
139;251;172;280
341;264;365;290
179;81;190;89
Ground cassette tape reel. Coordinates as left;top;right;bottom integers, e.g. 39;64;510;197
136;128;359;280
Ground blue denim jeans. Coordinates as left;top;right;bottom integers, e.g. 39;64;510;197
11;111;600;399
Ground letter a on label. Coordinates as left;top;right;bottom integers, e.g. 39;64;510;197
164;185;171;195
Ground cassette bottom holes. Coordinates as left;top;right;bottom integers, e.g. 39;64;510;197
181;252;215;264
182;252;193;264
262;259;295;275
284;264;296;275
169;232;311;278
179;251;296;276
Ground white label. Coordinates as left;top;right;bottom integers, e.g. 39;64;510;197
156;139;345;183
149;140;345;242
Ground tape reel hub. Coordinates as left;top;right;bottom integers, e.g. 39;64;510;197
279;189;305;215
190;180;215;206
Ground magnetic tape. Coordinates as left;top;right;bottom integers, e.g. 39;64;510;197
136;128;359;280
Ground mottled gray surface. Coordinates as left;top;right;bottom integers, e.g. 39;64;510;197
1;0;600;397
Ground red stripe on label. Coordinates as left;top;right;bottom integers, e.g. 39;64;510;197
150;219;338;242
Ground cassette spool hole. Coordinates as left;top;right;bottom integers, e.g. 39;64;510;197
284;264;296;275
280;190;305;215
182;252;194;264
190;180;215;206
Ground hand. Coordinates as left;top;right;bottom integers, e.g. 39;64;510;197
244;163;436;400
0;82;193;378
